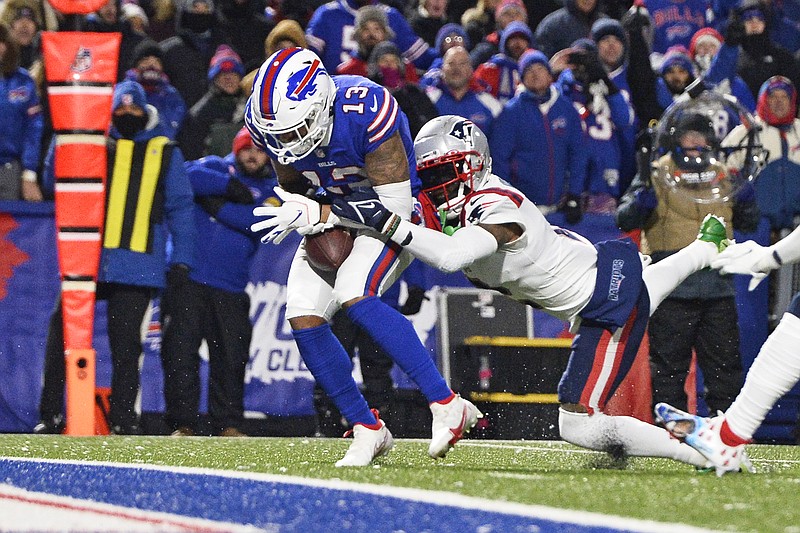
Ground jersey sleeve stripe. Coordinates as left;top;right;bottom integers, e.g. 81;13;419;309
473;188;524;207
367;88;393;133
367;99;398;143
305;33;325;52
403;38;429;62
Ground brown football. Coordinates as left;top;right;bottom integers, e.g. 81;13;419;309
305;228;354;272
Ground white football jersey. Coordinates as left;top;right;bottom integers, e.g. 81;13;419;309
460;174;598;322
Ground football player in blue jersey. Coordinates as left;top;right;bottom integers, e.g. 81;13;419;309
245;47;481;467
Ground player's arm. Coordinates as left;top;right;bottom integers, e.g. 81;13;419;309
711;226;800;290
363;131;415;219
271;158;313;195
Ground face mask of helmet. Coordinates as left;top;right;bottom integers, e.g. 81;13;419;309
418;152;482;219
262;102;332;163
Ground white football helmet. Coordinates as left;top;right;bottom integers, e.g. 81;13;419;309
414;116;491;223
245;47;336;164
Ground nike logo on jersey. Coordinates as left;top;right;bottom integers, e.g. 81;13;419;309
370;95;378;112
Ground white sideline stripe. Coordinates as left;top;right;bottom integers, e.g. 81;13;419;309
0;483;257;532
55;183;104;193
55;134;106;146
3;458;714;533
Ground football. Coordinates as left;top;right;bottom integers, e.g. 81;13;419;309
305;228;354;272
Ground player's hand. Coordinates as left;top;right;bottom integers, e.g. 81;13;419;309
251;186;321;244
710;240;780;291
331;189;401;236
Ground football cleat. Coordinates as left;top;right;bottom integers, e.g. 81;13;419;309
335;409;394;467
654;403;754;477
696;214;730;253
428;394;482;459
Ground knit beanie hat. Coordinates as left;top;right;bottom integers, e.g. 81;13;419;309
591;18;627;48
660;46;693;75
208;45;244;81
688;27;723;59
518;49;552;77
131;39;162;67
112;80;148;111
435;23;470;54
355;4;394;39
232;126;255;155
121;2;148;27
756;75;797;126
495;0;527;21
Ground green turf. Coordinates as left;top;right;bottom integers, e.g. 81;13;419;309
2;435;800;532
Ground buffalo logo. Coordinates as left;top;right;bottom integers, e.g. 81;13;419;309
286;59;323;102
70;47;92;73
8;87;29;103
448;120;476;149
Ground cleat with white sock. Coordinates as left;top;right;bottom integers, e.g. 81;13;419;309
335;409;394;467
654;402;754;477
428;394;482;459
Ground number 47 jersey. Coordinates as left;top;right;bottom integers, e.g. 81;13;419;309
287;75;421;197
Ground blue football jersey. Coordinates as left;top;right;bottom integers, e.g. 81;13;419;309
273;75;420;197
305;0;436;73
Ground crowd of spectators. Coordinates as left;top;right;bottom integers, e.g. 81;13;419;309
3;0;797;220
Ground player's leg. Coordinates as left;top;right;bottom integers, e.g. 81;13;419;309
558;292;709;467
336;233;481;458
287;244;392;466
724;294;800;444
642;214;728;315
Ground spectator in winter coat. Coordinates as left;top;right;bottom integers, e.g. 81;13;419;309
726;76;800;232
0;21;42;201
534;0;607;59
409;0;450;48
160;127;278;437
35;81;195;435
687;27;756;112
305;0;436;74
217;0;274;72
124;39;187;140
656;46;695;110
419;22;469;88
473;20;532;104
732;0;800;99
425;46;501;137
367;41;438;138
82;0;146;81
490;50;588;216
468;0;527;67
178;45;246;161
160;0;230;108
337;5;419;83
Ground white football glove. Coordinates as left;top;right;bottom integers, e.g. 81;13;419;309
251;187;322;244
710;240;781;291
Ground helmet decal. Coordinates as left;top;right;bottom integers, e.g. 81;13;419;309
287;59;323;102
259;47;301;119
448;120;476;149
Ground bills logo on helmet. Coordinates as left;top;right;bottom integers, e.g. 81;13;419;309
448;120;475;149
287;59;323;102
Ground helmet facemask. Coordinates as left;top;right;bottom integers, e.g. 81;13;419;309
262;99;333;164
418;150;484;221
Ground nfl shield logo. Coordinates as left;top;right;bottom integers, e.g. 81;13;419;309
70;47;93;73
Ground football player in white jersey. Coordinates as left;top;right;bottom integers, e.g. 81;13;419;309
330;115;735;469
656;228;800;475
246;49;481;467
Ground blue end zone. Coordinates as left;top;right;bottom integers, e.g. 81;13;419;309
0;458;647;532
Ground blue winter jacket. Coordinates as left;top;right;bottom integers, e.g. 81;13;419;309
0;67;43;171
186;153;279;293
489;85;588;205
42;111;195;288
124;69;187;140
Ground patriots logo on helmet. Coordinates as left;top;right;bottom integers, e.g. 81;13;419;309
448;120;475;149
286;59;323;102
